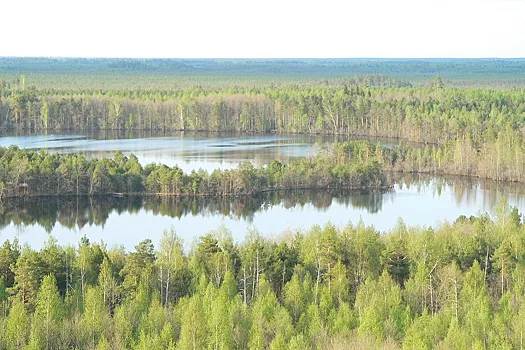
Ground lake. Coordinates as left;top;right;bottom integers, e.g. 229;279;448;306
0;131;359;172
0;132;524;249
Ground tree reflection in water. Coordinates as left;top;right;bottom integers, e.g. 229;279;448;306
0;189;385;232
1;175;524;234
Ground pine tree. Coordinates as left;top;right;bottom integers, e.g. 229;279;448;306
12;247;44;306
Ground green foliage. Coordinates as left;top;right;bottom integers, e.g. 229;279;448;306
355;272;409;340
0;143;388;198
0;213;522;348
81;286;111;348
1;78;524;146
2;75;525;183
178;294;207;349
4;298;30;348
30;275;63;349
2;57;525;348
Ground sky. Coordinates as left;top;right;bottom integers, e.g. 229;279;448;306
1;0;524;58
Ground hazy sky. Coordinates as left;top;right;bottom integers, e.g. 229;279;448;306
2;0;524;58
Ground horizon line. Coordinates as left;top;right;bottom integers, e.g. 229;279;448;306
2;56;525;60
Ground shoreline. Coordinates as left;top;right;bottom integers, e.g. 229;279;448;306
0;184;393;200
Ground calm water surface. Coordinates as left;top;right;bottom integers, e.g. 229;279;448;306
0;131;356;172
0;177;523;250
0;133;524;249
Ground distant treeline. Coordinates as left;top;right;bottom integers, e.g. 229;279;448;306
1;80;524;146
0;142;387;199
2;57;525;87
0;208;524;349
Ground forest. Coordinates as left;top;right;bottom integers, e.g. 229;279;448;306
1;59;525;349
343;137;525;182
0;134;522;202
1;79;524;145
0;142;387;199
1;75;525;184
0;206;523;349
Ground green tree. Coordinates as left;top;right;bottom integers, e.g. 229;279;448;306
157;229;185;304
121;239;156;296
178;294;207;350
90;161;112;194
5;298;30;348
0;240;19;288
355;272;410;341
98;257;119;311
81;286;110;349
30;274;63;350
12;247;44;305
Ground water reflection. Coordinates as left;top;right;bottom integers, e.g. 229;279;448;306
0;131;404;172
392;174;525;212
0;175;524;250
0;189;385;233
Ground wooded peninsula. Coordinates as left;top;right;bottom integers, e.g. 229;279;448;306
0;135;522;201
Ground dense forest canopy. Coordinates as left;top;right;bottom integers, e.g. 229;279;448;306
0;142;388;199
0;208;523;349
1;81;524;182
1;78;524;143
